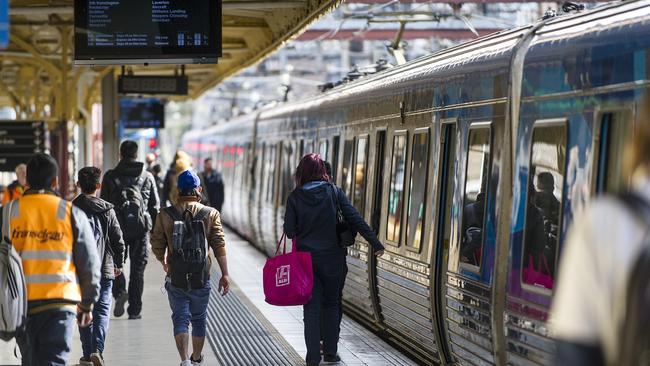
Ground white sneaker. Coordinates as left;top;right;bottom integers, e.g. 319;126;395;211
191;354;205;365
180;360;193;366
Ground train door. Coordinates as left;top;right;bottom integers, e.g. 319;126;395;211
431;121;457;364
343;133;379;326
444;121;499;364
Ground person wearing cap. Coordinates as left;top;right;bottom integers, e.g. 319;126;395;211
151;169;230;366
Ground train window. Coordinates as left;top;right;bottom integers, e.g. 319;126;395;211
319;139;329;160
353;136;369;214
460;126;491;268
304;140;315;155
264;144;277;204
341;139;354;196
280;142;296;204
331;135;340;182
597;111;633;193
522;122;567;291
406;130;430;251
386;132;408;244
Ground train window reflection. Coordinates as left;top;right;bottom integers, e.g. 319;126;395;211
460;127;491;267
598;111;632;193
406;131;430;251
341;139;354;196
319;140;329;160
353;137;369;214
387;133;407;244
522;123;567;290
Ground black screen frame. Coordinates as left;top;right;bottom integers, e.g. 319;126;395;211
74;0;222;65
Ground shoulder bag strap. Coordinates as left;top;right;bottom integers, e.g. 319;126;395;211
194;207;212;222
275;233;287;256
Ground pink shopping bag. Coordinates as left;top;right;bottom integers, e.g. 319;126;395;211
263;234;313;306
523;254;554;290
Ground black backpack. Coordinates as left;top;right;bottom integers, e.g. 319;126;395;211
617;192;650;366
163;206;212;290
110;172;148;241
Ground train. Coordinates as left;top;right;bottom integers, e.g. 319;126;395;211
182;1;650;364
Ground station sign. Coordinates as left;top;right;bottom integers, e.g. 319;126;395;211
0;121;48;171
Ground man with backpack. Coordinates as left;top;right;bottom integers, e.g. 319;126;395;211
2;153;100;365
101;140;160;319
151;170;230;366
73;167;125;366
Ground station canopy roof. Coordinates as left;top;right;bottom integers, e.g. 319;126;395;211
4;0;340;121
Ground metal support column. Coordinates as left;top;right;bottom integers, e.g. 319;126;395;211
101;71;118;171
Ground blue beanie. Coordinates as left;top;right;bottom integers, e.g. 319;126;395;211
177;170;201;191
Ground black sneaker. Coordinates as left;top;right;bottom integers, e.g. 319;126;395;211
128;314;142;320
113;293;128;317
323;354;341;363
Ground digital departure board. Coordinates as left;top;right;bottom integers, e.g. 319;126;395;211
119;98;165;129
74;0;221;65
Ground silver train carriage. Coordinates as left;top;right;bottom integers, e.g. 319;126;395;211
182;1;650;364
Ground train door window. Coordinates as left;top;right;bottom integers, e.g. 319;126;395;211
596;110;633;194
406;129;430;251
353;136;369;214
522;121;567;291
341;139;355;196
386;131;408;244
371;130;387;233
460;125;491;269
331;135;340;182
319;139;329;160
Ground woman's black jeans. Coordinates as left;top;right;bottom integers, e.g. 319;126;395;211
303;252;347;364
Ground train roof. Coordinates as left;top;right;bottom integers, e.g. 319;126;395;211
186;0;650;139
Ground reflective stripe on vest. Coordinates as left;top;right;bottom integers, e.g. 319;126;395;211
11;194;80;302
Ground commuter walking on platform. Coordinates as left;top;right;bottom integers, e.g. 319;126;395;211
101;140;160;319
200;158;224;212
151;170;230;366
162;150;192;206
552;98;650;365
2;163;27;204
73;167;126;366
10;154;100;366
283;154;384;366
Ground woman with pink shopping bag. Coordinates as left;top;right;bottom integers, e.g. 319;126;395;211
280;153;384;366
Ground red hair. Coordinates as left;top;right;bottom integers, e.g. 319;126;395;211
294;153;330;187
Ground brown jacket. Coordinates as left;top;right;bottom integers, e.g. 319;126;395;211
151;199;226;268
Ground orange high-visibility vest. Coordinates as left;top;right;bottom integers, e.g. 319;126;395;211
10;193;81;302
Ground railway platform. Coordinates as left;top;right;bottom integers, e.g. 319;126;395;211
0;227;416;366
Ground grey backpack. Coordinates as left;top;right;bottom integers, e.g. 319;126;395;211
0;200;27;341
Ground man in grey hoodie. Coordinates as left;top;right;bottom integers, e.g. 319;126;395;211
74;167;125;366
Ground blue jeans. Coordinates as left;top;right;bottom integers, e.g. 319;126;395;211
166;278;211;337
17;309;76;366
304;253;347;365
80;278;113;358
